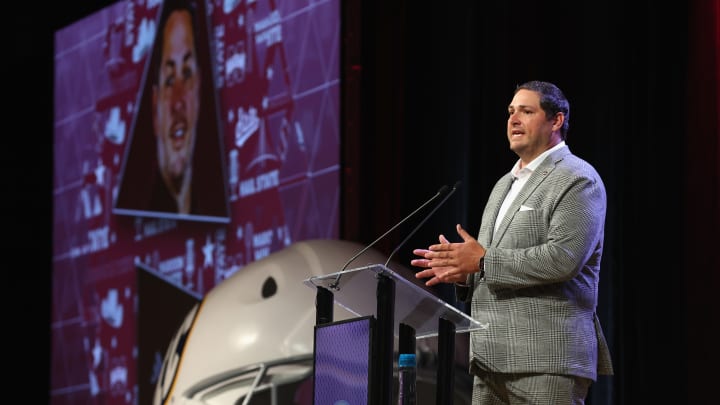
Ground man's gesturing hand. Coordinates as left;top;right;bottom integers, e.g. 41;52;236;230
410;224;486;286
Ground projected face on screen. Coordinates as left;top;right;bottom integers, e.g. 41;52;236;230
113;0;230;222
152;7;201;214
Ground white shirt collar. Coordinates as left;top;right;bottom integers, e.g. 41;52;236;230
509;141;566;178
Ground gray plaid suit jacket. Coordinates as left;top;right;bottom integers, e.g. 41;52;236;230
459;145;614;381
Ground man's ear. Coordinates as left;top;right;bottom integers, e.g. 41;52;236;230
552;112;564;132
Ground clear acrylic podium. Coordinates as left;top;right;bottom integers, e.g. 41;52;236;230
304;264;484;405
303;264;482;338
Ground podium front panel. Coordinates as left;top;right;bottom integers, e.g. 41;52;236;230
304;264;484;338
313;316;374;404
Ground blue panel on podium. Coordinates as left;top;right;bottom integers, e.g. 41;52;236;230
313;316;375;405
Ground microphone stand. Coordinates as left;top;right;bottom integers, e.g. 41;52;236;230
328;184;452;290
384;181;460;268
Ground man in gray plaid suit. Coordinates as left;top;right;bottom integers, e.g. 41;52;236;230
411;81;613;404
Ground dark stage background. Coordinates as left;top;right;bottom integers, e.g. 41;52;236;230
7;0;718;404
345;2;719;404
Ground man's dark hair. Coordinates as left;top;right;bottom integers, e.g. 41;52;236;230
515;80;570;140
150;0;199;85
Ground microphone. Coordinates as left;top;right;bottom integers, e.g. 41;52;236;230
328;183;456;289
384;180;460;268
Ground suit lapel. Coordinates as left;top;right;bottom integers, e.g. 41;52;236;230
484;174;515;245
491;150;564;244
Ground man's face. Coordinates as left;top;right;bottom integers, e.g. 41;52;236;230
153;9;200;188
506;89;561;164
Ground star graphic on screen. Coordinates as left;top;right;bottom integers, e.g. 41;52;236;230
202;235;215;268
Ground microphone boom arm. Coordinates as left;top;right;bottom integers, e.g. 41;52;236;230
384;182;459;267
328;184;453;289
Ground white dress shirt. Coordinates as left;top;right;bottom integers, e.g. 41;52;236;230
494;141;566;232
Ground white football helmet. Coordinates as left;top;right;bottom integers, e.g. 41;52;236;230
152;239;472;405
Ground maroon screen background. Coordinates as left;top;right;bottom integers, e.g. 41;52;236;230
52;0;340;403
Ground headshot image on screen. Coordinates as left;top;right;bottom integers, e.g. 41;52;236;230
114;0;229;223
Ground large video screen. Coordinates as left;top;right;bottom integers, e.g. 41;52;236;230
51;0;341;403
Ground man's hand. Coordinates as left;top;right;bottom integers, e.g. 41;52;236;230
410;224;486;286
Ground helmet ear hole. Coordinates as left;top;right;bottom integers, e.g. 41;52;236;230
261;277;277;298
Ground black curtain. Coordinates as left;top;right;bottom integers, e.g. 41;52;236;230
344;1;719;404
